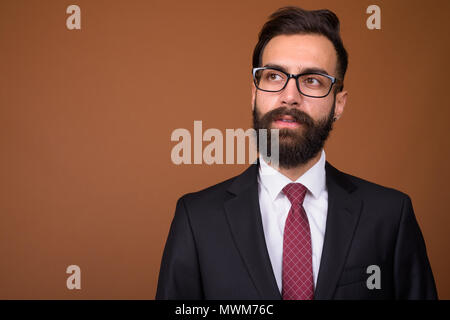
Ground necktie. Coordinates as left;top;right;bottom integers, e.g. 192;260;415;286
282;182;314;300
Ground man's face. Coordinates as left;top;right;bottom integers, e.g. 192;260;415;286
252;34;347;168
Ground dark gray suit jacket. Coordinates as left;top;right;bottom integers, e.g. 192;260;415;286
156;161;437;299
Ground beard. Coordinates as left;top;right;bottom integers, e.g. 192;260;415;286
252;96;336;169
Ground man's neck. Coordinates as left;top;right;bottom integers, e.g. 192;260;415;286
267;150;322;182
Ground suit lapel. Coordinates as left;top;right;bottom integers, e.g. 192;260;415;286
224;163;282;299
314;161;363;299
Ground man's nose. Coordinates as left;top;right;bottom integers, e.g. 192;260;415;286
280;77;303;107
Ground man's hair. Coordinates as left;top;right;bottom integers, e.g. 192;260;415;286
252;6;348;91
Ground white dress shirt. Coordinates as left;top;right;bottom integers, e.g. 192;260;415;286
257;149;328;294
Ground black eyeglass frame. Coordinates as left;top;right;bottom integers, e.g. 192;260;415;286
252;67;342;98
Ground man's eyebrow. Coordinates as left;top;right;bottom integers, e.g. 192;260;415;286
300;67;330;76
263;63;289;72
263;64;330;76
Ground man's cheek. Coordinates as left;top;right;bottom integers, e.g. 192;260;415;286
257;97;276;114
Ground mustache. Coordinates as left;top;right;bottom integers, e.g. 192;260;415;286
261;106;314;128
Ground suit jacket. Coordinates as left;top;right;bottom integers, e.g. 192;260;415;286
156;161;437;299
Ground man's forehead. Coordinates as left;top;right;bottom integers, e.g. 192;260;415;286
261;34;338;75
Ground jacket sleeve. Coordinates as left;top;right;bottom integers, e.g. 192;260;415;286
155;196;204;299
393;195;438;299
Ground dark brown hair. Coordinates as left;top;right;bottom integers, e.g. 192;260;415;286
252;6;348;91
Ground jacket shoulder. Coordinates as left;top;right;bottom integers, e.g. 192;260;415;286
327;163;415;229
328;163;412;209
347;171;409;200
176;167;251;213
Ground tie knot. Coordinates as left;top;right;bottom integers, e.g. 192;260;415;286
282;183;307;205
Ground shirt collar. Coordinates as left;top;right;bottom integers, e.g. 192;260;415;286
258;149;327;201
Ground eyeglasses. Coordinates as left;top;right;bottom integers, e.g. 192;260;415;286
252;67;342;98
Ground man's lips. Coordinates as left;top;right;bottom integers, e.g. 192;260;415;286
272;115;301;128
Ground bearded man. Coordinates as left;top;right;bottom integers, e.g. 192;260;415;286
156;6;437;300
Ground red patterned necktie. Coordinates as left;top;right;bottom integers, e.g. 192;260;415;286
281;182;314;300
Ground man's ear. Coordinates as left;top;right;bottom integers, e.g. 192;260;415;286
251;83;256;111
333;89;348;121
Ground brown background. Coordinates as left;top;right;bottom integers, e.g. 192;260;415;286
1;0;449;299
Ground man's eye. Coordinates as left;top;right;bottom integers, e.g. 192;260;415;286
305;77;319;84
267;73;282;81
303;77;323;86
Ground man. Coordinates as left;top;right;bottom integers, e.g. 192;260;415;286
156;7;437;300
